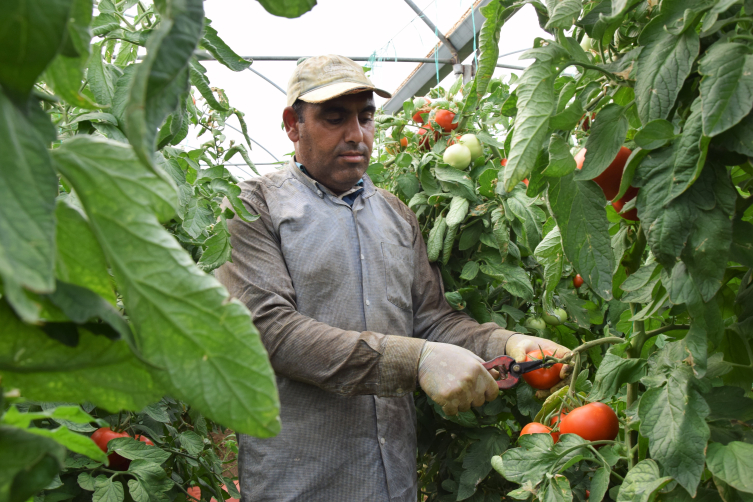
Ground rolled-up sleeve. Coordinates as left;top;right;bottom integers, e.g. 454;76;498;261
215;188;425;398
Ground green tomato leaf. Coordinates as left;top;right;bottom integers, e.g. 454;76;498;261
639;344;710;496
189;59;227;111
706;442;753;495
480;261;534;301
545;0;582;30
457;428;510;499
615;459;673;502
199;19;251;71
396;173;420;201
27;426;107;463
52;137;280;436
574;104;628;181
0;300;162;411
534;226;564;315
0;92;58;322
549;98;584;131
699;42;753;137
543;135;577;178
716;112;753;157
590;466;610;502
0;0;73;101
0;425;67;502
93;475;125;502
107;437;170;464
589;343;647;401
680;206;732;302
635;14;699;124
664;99;709;205
126;0;204;169
256;0;317;18
548;174;614;300
634;119;675;150
502;51;563;190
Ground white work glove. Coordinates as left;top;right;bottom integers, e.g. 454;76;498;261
504;333;573;399
417;341;500;416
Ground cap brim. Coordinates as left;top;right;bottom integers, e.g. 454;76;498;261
298;81;391;103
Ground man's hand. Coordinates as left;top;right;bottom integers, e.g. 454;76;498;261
418;341;499;416
505;333;572;399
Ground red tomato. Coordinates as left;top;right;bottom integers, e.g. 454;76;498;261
186;486;201;500
575;147;632;201
522;349;564;390
500;158;507;166
418;124;437;150
135;434;155;446
434;109;458;131
612;185;640;221
90;427;131;470
400;136;408;148
520;422;560;443
412;106;431;124
523;178;529;187
573;274;584;288
559;402;619;442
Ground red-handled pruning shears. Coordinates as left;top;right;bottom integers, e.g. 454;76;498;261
482;355;552;389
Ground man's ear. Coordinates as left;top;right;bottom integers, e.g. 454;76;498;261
282;106;301;143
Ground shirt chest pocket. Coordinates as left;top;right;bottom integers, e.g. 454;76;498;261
381;242;413;311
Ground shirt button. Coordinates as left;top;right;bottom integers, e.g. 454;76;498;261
361;254;365;260
380;437;385;445
316;190;323;197
365;300;370;306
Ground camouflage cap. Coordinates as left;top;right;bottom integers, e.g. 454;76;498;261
286;54;391;107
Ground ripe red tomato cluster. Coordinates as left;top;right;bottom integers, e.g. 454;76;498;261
521;402;619;445
575;147;639;221
186;481;240;502
90;427;154;470
522;349;563;390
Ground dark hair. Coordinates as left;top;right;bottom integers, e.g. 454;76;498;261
292;99;307;123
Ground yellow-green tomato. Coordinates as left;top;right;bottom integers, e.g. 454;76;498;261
459;134;483;160
525;317;547;331
580;35;593;52
443;144;472;170
542;308;568;326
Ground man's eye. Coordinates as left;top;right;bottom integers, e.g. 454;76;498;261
327;118;343;124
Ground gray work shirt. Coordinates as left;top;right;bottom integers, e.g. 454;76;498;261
215;160;513;502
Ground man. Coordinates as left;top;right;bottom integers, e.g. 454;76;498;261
216;54;569;502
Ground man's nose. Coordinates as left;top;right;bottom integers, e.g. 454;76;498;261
343;114;365;144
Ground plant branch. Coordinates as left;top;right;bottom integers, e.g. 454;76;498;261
644;324;690;337
548;337;625;365
564;61;619;81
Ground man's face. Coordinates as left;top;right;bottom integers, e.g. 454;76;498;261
284;92;376;194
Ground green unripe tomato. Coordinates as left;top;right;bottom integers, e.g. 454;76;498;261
542;308;568;326
443;144;472;170
525;317;547;331
459;134;483;160
580;34;593;52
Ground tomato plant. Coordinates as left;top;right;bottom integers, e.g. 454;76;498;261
0;0;317;500
371;0;753;498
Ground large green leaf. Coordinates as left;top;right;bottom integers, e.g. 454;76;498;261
480;261;534;301
545;0;582;30
534;226;563;315
460;0;518;122
0;0;73;101
706;442;753;495
87;43;116;107
457;429;510;500
680;206;731;302
639;343;710;496
548;174;614;300
589;343;646;401
199;19;251;71
0;91;58;321
55;199;116;305
698;42;753;137
256;0;317;18
499;433;590;487
126;0;204;169
574;104;629;181
52;137;280;436
189;59;227;111
716;112;753;157
664;99;709;204
502;45;566;190
633;147;697;268
615;459;673;502
634;12;699;124
0;300;162;412
0;425;66;502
